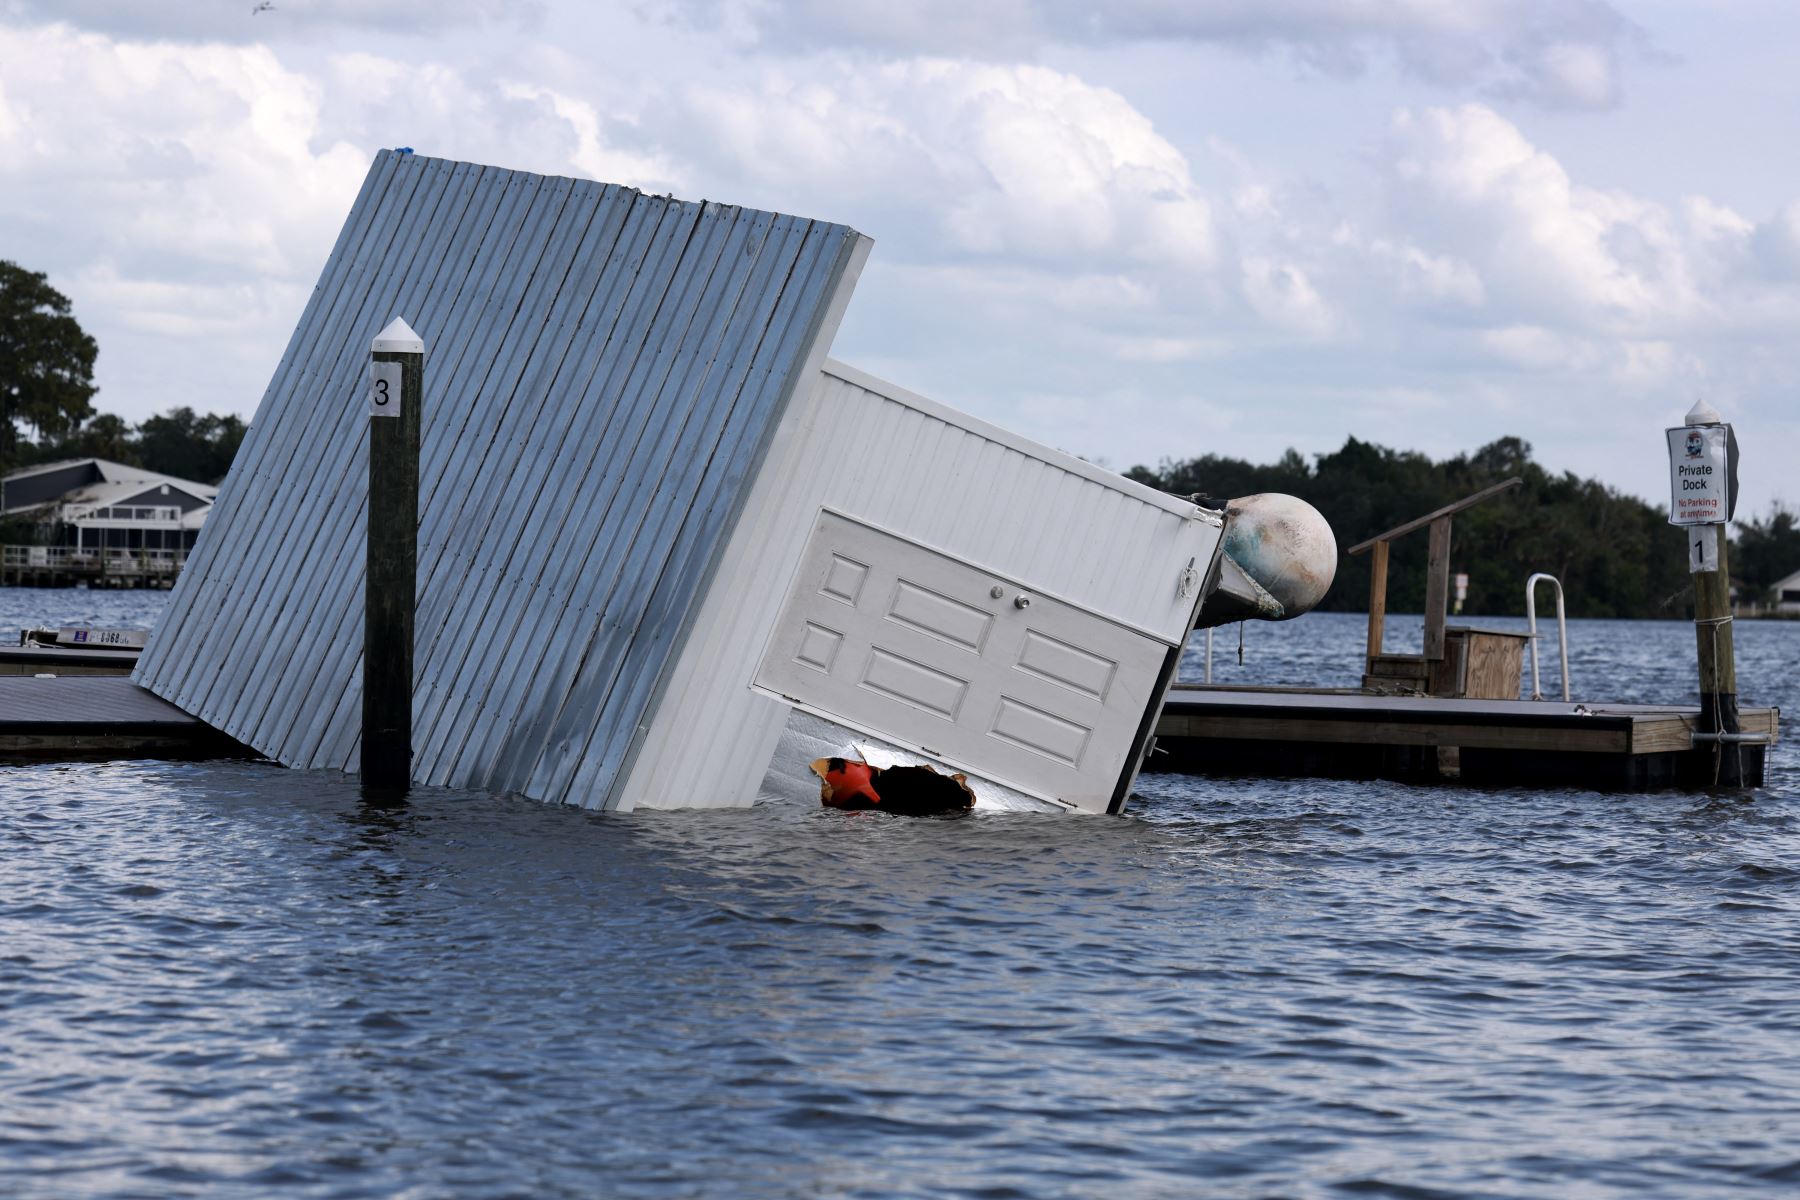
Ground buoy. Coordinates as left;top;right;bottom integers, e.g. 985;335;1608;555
1195;493;1337;628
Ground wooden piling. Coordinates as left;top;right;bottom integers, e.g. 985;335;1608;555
1423;516;1451;660
361;318;423;790
1693;523;1743;786
1365;540;1388;658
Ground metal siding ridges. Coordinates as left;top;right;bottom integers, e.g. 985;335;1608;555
177;156;451;734
441;200;749;790
203;156;462;726
560;223;864;807
613;359;1221;810
403;191;679;781
136;151;410;705
137;152;863;807
302;172;595;771
277;163;539;767
404;189;661;781
241;160;504;759
520;214;839;802
479;202;766;794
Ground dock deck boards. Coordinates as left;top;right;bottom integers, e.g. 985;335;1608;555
0;676;255;762
1152;685;1779;789
0;646;141;677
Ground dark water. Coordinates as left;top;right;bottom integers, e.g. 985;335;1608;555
3;590;1798;1198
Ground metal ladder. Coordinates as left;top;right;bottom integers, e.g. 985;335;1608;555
1525;573;1570;701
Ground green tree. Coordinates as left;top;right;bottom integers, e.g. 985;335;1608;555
1129;435;1693;620
0;261;97;474
20;411;140;468
135;406;246;485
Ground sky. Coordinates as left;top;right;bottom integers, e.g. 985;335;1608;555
1;0;1794;521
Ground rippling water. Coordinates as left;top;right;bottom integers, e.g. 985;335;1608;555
3;588;1797;1198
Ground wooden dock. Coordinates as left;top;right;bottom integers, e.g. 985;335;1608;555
0;645;141;677
0;669;1778;793
0;676;256;763
1151;685;1779;790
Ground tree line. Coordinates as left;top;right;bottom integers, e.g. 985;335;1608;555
2;259;244;487
9;406;246;488
1127;437;1800;617
9;255;1796;610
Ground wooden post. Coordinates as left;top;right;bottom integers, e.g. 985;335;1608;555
1365;539;1389;660
1694;523;1743;785
362;317;423;791
1423;516;1451;660
1669;401;1743;786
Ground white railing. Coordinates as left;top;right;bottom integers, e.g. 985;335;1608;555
61;503;183;527
2;544;187;574
1525;572;1571;701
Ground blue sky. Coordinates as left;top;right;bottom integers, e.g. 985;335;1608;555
1;1;1793;521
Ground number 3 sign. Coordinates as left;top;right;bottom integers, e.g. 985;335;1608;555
369;361;403;418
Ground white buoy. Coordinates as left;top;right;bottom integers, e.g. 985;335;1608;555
1195;493;1337;627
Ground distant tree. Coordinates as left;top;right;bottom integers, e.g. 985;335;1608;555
18;411;141;469
135;406;246;484
1128;435;1693;620
0;261;98;474
76;413;139;464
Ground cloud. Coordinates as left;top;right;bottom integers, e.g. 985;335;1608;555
0;11;1793;520
662;0;1642;109
674;59;1218;273
1384;103;1705;330
0;21;658;424
0;0;544;43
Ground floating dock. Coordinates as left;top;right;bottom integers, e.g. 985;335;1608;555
1151;685;1779;790
0;645;142;677
0;676;255;763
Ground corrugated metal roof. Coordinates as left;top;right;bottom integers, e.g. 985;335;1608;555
1;458;219;515
135;151;868;806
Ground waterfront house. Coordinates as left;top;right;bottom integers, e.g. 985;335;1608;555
0;458;216;587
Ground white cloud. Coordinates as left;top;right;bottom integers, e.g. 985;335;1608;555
0;0;544;42
678;60;1217;272
1385;103;1703;329
0;7;1793;522
1241;257;1336;338
662;0;1642;110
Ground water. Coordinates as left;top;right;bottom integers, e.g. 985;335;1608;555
4;588;1799;1198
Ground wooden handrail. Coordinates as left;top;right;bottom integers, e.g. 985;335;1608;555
1347;477;1522;555
1355;475;1524;673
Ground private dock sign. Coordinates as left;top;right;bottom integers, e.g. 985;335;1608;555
1665;422;1730;526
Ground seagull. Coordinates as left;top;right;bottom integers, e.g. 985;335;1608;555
252;1;275;13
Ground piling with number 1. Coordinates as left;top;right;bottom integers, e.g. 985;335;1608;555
363;317;423;790
1665;398;1745;787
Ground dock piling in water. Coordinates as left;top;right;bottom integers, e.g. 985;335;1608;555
362;317;423;791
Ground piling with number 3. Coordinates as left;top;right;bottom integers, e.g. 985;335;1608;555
363;317;423;790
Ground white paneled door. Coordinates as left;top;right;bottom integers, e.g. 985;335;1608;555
754;511;1176;812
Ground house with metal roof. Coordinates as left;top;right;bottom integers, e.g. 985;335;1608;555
135;150;1330;814
1;458;216;587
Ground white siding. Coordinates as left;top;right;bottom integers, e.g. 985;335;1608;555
612;360;1222;811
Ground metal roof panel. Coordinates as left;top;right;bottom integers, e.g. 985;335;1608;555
135;151;866;807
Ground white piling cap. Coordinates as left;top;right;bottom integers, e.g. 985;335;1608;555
1685;398;1723;425
372;317;424;354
